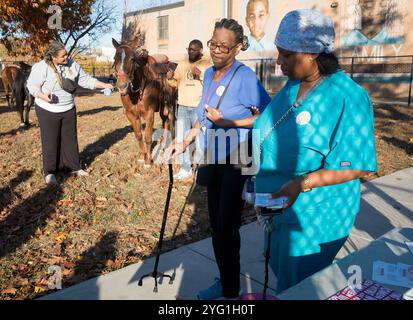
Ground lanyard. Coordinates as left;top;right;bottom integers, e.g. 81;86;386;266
204;62;235;106
201;62;235;129
258;76;326;161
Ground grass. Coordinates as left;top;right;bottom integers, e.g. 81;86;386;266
0;91;412;299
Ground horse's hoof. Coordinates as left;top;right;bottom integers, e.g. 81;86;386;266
19;123;25;127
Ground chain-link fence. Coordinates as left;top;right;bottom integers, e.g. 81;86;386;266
339;55;413;106
81;65;115;79
239;58;281;96
2;56;413;106
242;55;413;107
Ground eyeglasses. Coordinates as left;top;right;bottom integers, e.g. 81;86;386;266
207;40;239;54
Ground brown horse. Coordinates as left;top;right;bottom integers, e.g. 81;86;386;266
112;39;177;165
1;65;34;127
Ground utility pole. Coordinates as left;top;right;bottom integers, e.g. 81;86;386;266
121;0;128;42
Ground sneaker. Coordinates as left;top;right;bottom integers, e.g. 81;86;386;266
197;278;241;300
71;169;89;177
45;174;58;185
197;278;223;300
173;169;192;181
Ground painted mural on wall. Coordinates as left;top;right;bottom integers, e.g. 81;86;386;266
340;0;405;47
240;0;277;54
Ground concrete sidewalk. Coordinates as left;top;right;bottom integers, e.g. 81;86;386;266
41;167;413;300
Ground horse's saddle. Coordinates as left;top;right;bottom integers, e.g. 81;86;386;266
150;54;169;64
147;55;177;80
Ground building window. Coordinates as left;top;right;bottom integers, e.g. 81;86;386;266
158;16;169;40
158;44;168;52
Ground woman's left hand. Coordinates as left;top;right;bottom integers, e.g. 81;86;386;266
205;105;225;126
96;81;114;90
270;178;302;209
103;83;114;90
191;67;202;78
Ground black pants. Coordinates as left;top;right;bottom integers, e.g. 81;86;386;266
35;105;81;175
206;164;249;298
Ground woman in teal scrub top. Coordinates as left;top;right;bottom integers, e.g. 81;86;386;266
253;9;378;293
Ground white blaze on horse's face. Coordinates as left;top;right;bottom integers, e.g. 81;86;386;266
116;48;130;93
120;50;126;74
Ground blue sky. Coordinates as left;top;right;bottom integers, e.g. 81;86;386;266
133;0;182;11
95;0;182;50
94;0;127;49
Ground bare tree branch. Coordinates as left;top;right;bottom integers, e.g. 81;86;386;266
59;0;118;57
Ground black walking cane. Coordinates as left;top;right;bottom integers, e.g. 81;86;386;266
263;230;272;299
138;163;175;292
237;207;280;300
238;229;278;300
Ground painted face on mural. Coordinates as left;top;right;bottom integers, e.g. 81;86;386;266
359;0;389;39
340;0;405;48
246;1;269;41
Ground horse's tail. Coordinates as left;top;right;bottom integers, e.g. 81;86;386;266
8;68;26;111
4;67;16;109
25;83;34;108
158;80;165;114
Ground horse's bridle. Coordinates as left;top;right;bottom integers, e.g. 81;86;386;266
114;45;147;99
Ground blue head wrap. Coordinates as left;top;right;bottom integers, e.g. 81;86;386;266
274;9;335;54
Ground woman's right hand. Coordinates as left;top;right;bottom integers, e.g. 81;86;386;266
167;124;199;160
164;141;188;162
37;92;52;103
102;83;114;90
170;141;187;157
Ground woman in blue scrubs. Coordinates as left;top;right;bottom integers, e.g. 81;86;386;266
252;9;378;293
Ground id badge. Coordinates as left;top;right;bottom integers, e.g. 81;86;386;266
200;125;206;134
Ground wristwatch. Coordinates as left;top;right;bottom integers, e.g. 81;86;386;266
301;174;312;193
